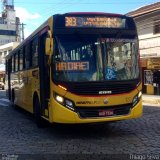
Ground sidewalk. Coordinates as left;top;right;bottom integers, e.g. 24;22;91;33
142;94;160;106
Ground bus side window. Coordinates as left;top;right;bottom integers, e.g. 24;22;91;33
5;60;8;74
11;55;15;72
15;52;19;72
19;49;23;71
25;44;31;69
22;47;25;69
31;38;38;67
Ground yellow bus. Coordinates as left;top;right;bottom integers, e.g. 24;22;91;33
5;12;142;127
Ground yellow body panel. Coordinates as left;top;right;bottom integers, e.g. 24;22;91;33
13;68;40;113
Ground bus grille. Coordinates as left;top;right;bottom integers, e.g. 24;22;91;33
76;104;131;118
67;82;136;95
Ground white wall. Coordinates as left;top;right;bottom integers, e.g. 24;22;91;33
134;11;160;57
0;42;19;71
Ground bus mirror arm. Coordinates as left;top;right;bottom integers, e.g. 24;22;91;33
45;37;53;56
47;56;51;66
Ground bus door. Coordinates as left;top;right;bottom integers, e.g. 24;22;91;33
38;32;50;117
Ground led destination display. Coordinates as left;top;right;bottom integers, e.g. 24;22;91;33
65;17;126;28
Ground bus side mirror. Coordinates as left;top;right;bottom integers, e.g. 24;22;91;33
45;37;53;56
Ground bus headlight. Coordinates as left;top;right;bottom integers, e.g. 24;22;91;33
132;91;142;107
55;95;64;104
54;93;74;111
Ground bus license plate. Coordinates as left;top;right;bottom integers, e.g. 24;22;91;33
99;110;114;117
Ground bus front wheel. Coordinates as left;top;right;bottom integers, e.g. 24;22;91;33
34;98;46;128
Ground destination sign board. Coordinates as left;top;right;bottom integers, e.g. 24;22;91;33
56;62;89;71
65;17;126;28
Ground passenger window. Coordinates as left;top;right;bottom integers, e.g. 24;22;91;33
12;56;15;72
25;44;31;69
19;50;23;71
15;53;19;71
31;38;38;67
5;60;8;74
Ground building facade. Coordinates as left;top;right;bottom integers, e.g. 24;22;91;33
0;41;19;81
0;0;21;46
0;42;19;65
0;0;21;74
127;2;160;95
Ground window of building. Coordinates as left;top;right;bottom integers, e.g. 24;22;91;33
153;19;160;34
0;52;2;63
144;70;153;85
4;51;7;57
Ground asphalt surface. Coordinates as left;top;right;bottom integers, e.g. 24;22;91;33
0;90;160;160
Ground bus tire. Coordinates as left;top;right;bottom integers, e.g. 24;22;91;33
34;97;46;128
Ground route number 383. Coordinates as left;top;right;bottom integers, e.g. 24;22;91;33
65;17;77;27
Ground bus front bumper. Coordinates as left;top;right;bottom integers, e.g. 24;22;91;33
49;99;143;124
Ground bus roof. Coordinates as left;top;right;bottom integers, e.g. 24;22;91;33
65;12;124;17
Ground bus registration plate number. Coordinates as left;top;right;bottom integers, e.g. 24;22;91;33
99;110;114;117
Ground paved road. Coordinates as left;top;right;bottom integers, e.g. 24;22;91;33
0;91;160;159
0;90;6;99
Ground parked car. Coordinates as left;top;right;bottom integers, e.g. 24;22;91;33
0;82;4;90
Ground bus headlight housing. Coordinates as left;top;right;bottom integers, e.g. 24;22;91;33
132;91;142;107
55;95;64;104
54;94;74;111
65;99;74;111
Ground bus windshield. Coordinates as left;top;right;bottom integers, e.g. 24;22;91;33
53;34;139;82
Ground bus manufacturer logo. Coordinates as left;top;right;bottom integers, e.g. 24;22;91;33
103;99;109;104
99;91;112;94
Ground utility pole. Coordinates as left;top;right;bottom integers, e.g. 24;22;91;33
16;23;26;41
21;23;26;41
